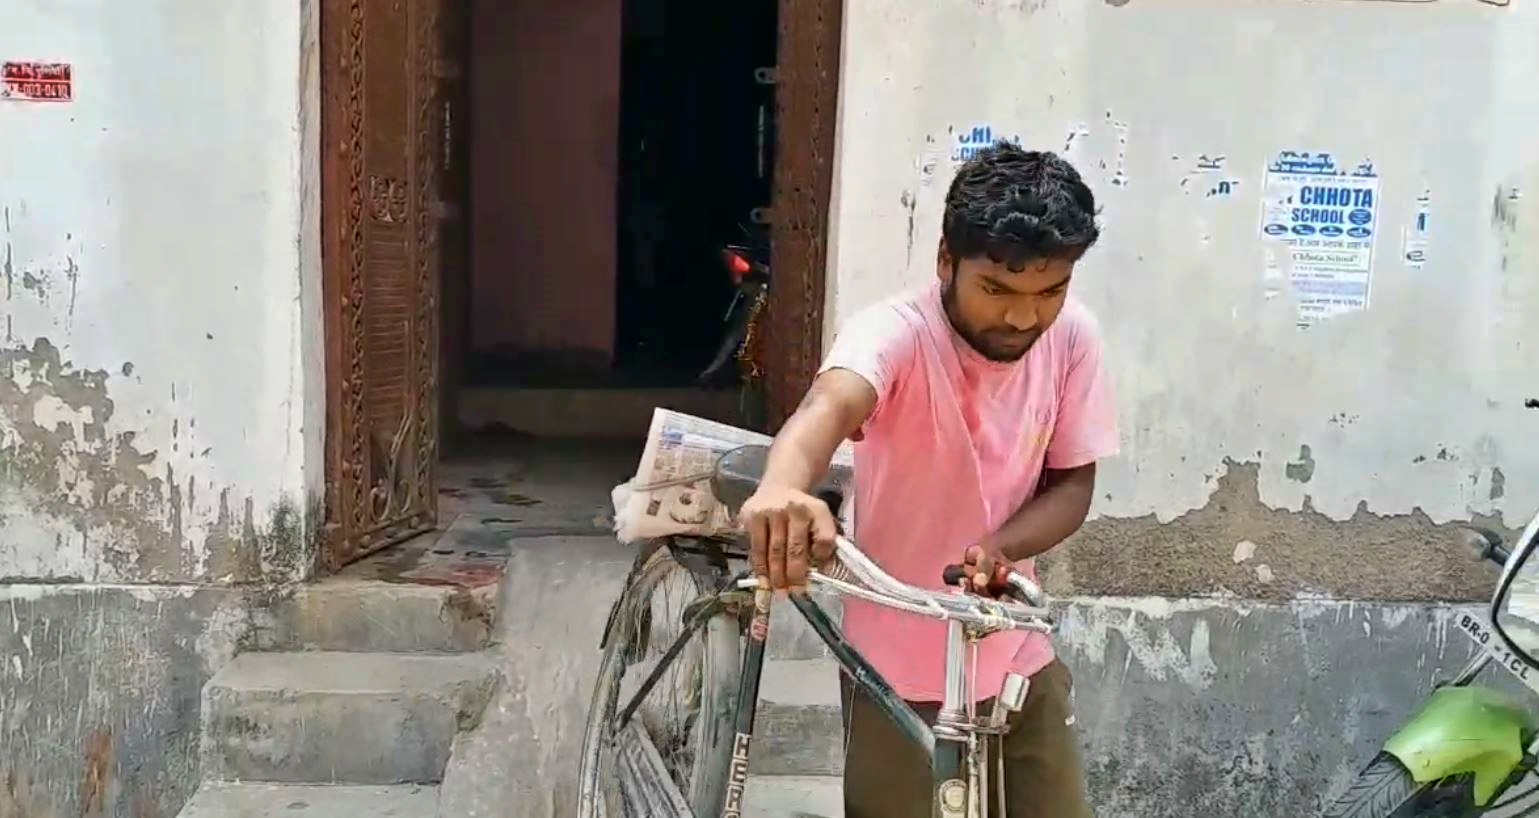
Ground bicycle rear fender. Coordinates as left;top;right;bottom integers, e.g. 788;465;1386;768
1382;684;1537;805
598;541;669;650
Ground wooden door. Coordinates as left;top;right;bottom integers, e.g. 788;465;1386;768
436;0;470;455
320;0;446;570
764;0;844;428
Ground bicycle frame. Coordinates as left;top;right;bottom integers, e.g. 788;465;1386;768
714;584;954;816
603;535;1047;818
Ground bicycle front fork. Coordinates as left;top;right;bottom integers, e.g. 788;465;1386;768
721;586;773;818
932;619;1030;818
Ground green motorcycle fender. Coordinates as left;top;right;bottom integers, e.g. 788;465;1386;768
1382;685;1538;806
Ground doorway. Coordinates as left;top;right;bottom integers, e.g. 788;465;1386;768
452;0;784;439
612;0;777;380
318;0;840;570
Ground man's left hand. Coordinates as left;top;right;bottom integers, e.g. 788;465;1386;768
959;542;1012;593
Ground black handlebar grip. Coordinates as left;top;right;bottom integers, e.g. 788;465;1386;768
942;562;1023;601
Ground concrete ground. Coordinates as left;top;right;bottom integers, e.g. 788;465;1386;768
434;437;640;818
438;532;633;818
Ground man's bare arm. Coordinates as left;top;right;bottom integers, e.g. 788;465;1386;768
741;368;878;588
980;463;1097;563
758;368;879;491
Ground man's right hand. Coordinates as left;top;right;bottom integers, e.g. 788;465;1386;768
739;486;838;591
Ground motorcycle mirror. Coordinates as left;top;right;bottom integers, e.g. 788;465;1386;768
1459;527;1490;558
1460;526;1509;564
1490;514;1539;671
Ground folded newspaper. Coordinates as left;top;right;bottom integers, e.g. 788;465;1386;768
611;408;856;542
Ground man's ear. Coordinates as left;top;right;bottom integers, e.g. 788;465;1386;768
937;240;954;285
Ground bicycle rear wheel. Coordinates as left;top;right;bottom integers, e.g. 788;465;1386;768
578;545;742;818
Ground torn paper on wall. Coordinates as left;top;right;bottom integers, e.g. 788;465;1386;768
1402;190;1430;270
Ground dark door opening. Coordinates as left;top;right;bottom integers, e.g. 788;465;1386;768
614;0;778;384
444;0;783;438
457;0;777;392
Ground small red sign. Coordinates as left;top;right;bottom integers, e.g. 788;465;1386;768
2;62;72;102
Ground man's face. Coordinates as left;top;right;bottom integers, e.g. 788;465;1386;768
938;248;1074;363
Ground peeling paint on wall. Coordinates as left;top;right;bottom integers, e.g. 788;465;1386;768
1401;188;1431;269
1043;459;1507;602
0;338;312;583
1284;445;1315;484
0;337;173;579
1176;154;1241;199
1102;111;1129;188
2;208;84;333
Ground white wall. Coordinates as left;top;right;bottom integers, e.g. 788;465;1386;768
828;0;1539;528
0;0;322;582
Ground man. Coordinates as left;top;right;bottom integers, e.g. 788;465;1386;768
738;141;1117;817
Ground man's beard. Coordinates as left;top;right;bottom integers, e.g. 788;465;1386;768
941;279;1040;363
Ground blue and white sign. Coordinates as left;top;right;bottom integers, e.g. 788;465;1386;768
1259;150;1382;326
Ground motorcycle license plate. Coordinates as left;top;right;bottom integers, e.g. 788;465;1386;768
1458;612;1539;693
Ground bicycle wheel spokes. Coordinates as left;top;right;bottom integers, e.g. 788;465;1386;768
614;564;710;804
580;548;740;818
615;719;693;816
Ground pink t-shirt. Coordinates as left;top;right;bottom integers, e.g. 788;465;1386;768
818;281;1120;703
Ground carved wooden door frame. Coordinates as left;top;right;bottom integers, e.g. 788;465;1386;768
317;0;841;569
764;0;844;428
319;0;443;571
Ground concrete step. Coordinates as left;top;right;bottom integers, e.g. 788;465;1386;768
202;651;499;784
458;385;742;439
176;782;439;818
250;578;498;654
750;658;844;777
744;775;842;817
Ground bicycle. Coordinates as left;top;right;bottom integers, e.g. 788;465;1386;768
577;443;1056;818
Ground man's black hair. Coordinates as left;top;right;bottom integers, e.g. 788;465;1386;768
942;140;1100;272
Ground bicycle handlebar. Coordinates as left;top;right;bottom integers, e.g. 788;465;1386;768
741;536;1056;634
938;563;1048;608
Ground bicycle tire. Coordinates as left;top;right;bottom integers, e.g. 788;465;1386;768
577;546;742;818
1321;753;1480;818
